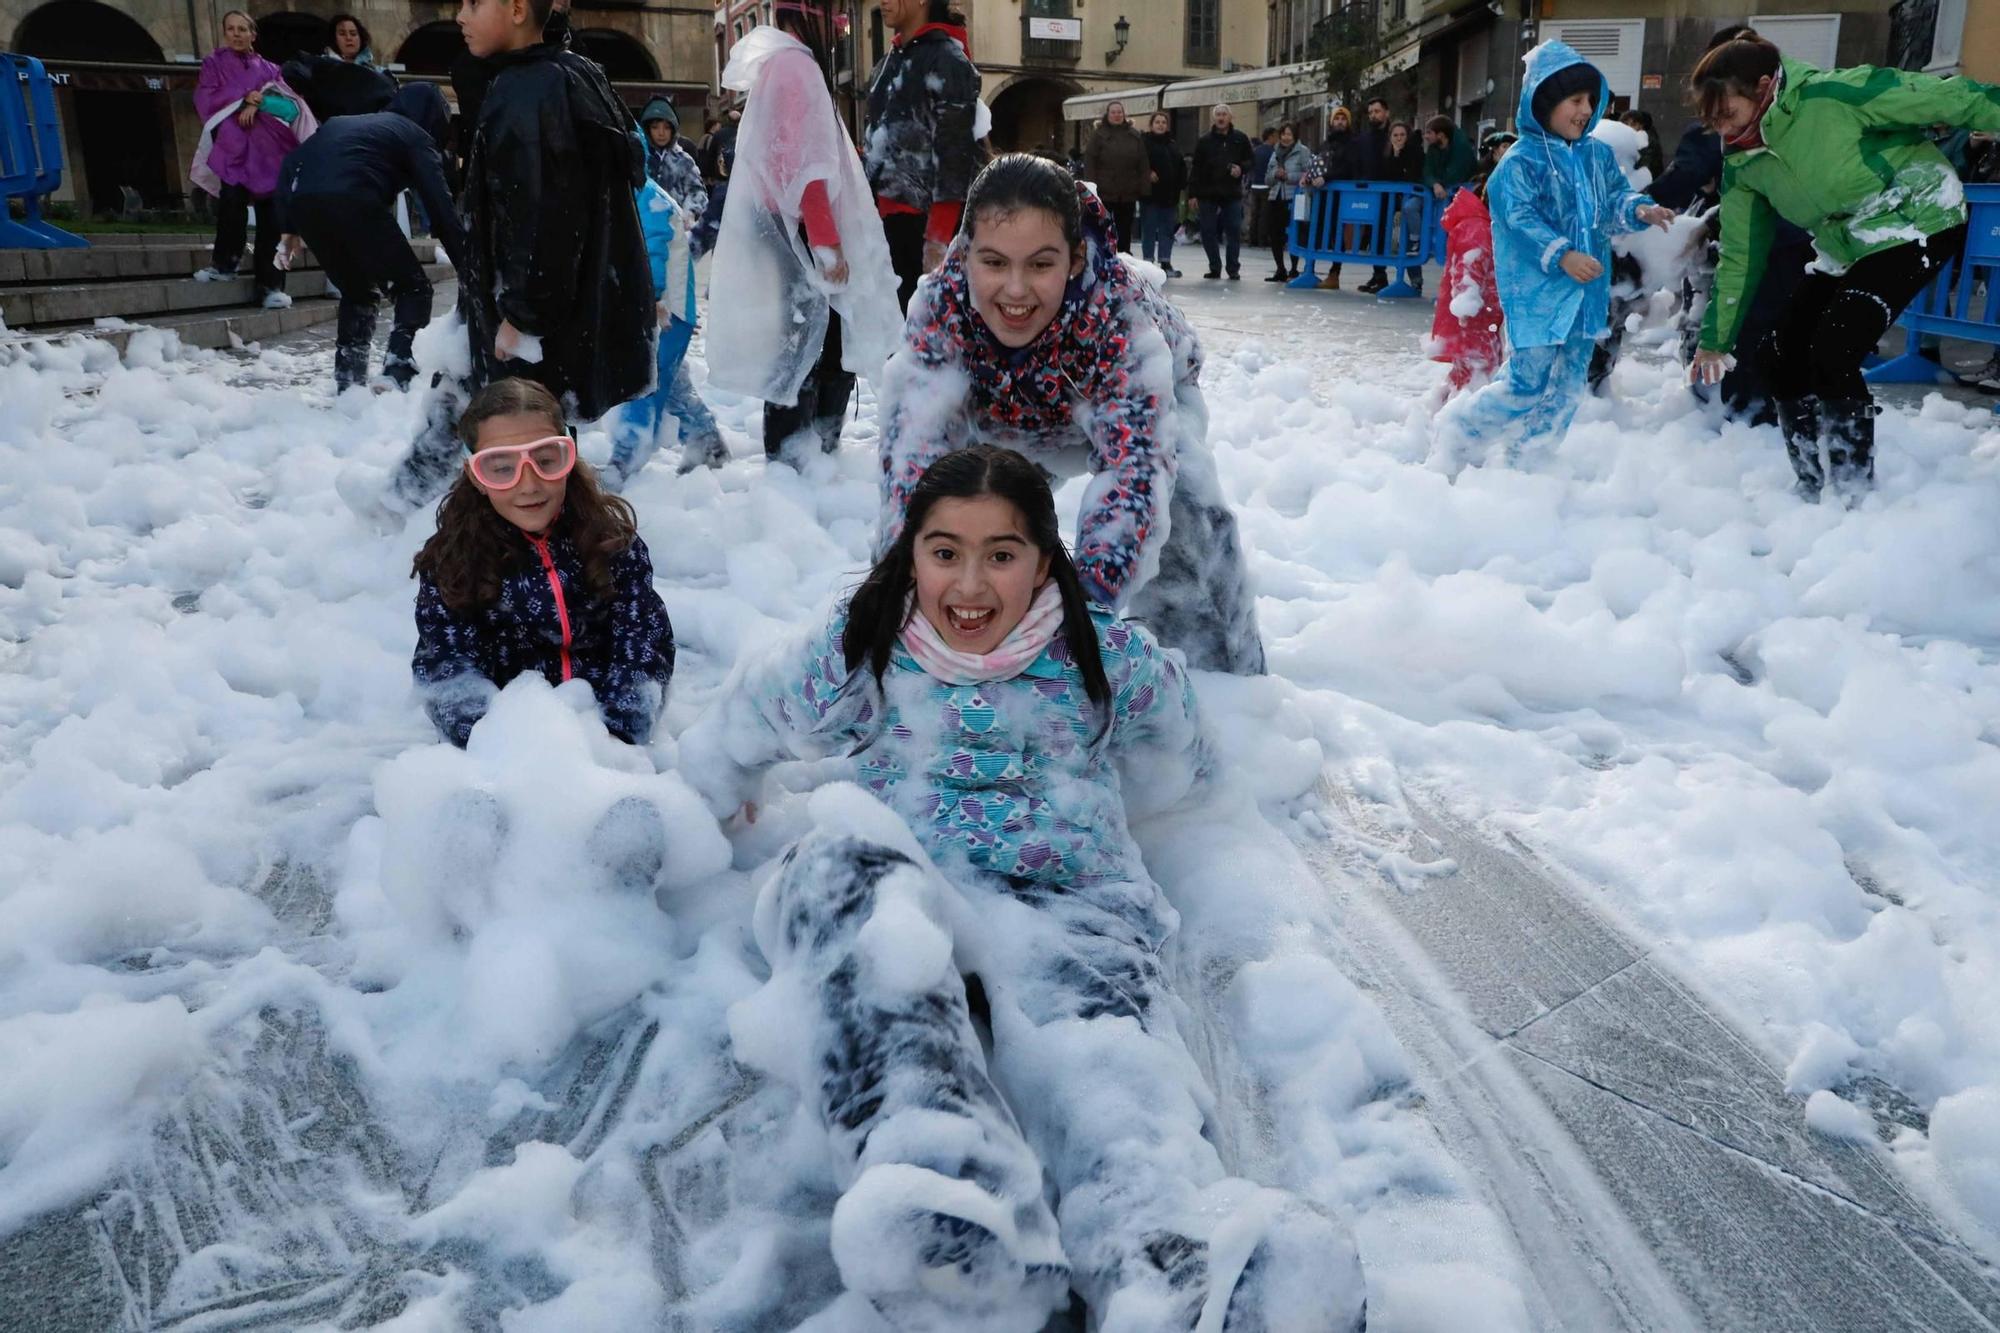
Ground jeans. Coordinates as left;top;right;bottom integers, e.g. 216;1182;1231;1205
1140;201;1178;268
287;193;431;391
608;317;726;480
1435;328;1599;468
212;181;283;295
1197;197;1243;276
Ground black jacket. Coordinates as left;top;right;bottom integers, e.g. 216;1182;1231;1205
864;24;983;212
1312;128;1359;183
281;54;397;122
1188;126;1255;200
1650;119;1722;212
273;85;466;270
1381;138;1423;185
461;42;654;421
1143;131;1186;206
1356;121;1391;181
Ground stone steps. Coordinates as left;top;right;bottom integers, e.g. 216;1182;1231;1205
1;262;452;328
0;235;440;287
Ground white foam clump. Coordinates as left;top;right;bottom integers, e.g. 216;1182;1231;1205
1804;1089;1876;1142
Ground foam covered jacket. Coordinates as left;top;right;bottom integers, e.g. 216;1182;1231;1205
1700;58;2000;353
680;602;1213;887
1431;185;1504;367
413;527;674;747
459;40;655;419
1487;41;1655;349
876;185;1201;608
863;24;982;215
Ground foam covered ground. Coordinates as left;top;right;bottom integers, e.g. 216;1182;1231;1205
3;283;1998;1328
0;316;1515;1330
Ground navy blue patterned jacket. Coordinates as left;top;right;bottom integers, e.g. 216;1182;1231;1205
413;528;674;746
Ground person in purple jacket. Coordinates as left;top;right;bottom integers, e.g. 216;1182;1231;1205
191;11;303;308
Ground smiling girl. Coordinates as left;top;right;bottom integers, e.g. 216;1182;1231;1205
875;154;1265;675
411;379;674;747
678;445;1363;1327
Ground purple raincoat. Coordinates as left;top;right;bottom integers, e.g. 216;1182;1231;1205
194;47;299;197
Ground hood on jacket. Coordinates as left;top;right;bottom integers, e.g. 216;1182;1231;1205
1518;40;1607;144
639;95;678;131
390;81;450;148
1440;183;1490;237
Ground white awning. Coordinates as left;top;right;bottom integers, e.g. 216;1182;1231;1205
1062;85;1169;121
1158;61;1324;110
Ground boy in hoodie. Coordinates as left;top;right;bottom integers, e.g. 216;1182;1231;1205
1434;42;1671;468
353;0;655;522
275;83;466;392
639;96;709;232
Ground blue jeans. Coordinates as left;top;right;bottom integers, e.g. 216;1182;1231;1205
1197;198;1243;276
1140;202;1179;269
1436;328;1598;467
608;318;724;479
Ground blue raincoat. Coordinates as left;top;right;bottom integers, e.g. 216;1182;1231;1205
1487;41;1655;349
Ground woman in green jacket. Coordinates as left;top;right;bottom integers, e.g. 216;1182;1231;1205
1688;32;2000;498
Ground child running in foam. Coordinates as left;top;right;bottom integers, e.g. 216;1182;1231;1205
678;445;1365;1330
412;379;673;748
1432;40;1672;469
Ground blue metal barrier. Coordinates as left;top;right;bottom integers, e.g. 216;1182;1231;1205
2;52;88;249
1285;181;1436;297
1864;184;1999;391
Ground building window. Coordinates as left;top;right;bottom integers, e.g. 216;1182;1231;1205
1186;0;1220;66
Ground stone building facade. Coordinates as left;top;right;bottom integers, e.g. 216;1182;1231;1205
2;0;714;216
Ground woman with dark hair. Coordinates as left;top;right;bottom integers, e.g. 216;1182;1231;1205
679;444;1364;1330
326;13;377;65
705;2;902;464
1687;30;2000;499
1261;120;1313;281
877;153;1265;674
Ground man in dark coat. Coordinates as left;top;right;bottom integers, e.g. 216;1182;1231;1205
1187;103;1255;279
864;0;983;310
1356;96;1397;292
275;83;466;392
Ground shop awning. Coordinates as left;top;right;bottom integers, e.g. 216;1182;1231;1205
1158;60;1324;109
1062;85;1170;122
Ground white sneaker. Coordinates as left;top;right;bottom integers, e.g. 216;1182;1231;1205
260;289;292;310
191;266;230;282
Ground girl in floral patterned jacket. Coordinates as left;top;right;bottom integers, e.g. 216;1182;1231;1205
676;446;1363;1330
874;154;1265;675
411;379;674;747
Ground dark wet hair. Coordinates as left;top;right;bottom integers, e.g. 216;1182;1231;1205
1688;30;1782;124
963;152;1083;247
328;12;371;53
843;447;1110;715
413;379;637;614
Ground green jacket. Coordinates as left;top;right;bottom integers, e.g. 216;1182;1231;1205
1423;126;1476;194
1702;58;2000;353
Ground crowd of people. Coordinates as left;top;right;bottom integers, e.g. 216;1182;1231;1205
161;0;2000;1324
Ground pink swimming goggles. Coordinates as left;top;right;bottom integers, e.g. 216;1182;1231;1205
465;435;576;490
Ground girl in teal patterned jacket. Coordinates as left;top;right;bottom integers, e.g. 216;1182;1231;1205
677;446;1364;1330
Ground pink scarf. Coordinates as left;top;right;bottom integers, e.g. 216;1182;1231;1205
899;583;1066;685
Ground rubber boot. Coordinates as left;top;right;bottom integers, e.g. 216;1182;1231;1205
1775;394;1825;501
1820;396;1877;502
333;298;377;394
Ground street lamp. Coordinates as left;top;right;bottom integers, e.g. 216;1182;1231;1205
1107;14;1130;63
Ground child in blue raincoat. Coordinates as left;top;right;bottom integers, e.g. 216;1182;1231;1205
1434;40;1672;467
603;177;730;487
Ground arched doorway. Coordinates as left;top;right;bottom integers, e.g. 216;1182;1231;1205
988;75;1079;155
12;0;173;211
251;11;332;66
572;28;659;82
396;20;467;76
